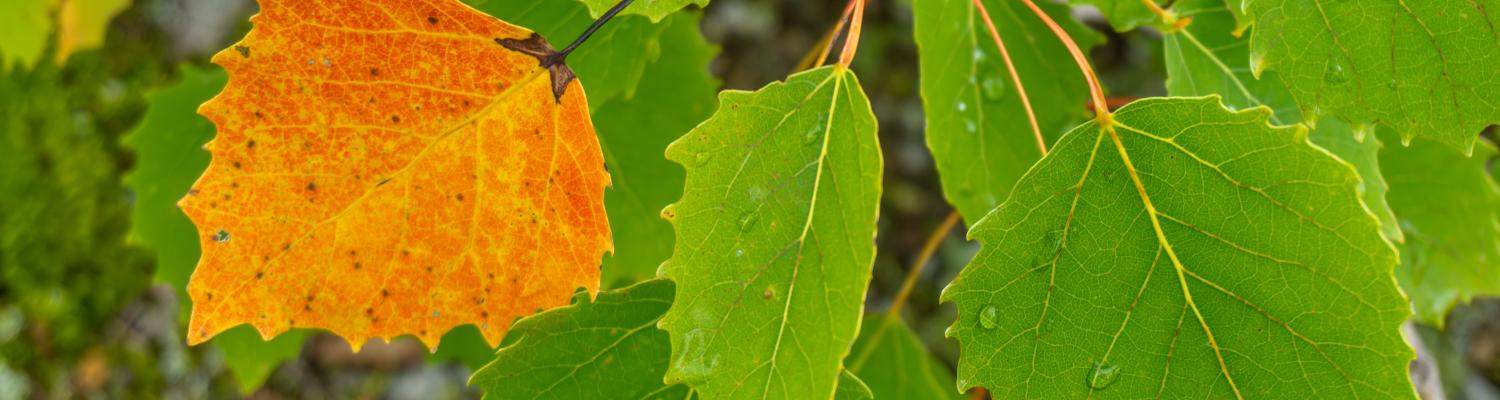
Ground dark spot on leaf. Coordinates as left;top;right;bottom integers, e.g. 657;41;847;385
353;262;361;270
254;111;264;119
307;182;317;191
455;193;464;202
232;161;242;169
381;289;389;298
369;68;379;77
255;271;264;280
234;45;250;58
246;140;257;149
391;115;400;123
428;16;438;25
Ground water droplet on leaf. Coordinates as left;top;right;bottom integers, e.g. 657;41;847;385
981;76;1007;101
957;101;968;112
978;305;999;329
1086;361;1120;389
1324;61;1350;85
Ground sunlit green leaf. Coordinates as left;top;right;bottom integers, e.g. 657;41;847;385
944;97;1412;398
659;65;882;399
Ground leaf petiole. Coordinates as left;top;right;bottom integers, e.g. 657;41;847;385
550;0;636;65
1018;0;1110;123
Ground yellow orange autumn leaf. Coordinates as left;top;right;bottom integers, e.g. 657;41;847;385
181;0;611;350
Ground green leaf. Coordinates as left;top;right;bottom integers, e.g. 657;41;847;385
471;279;686;399
659;65;882;399
1380;132;1500;325
847;314;962;400
1241;0;1500;150
913;0;1101;225
467;0;670;108
1070;0;1156;32
1162;0;1401;242
944;97;1412;398
121;65;307;393
594;11;719;287
833;369;873;400
1163;0;1497;325
577;0;707;22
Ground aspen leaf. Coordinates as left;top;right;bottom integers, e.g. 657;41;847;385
659;65;882;399
1242;0;1500;150
182;0;611;350
945;97;1413;398
471;279;685;400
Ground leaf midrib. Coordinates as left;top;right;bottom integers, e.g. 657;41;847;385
202;61;552;326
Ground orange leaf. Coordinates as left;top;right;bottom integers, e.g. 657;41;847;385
181;0;612;350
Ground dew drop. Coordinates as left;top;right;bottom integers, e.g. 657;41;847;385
981;76;1007;101
965;120;978;134
956;101;969;112
978;305;999;329
971;48;985;62
734;248;745;258
1086;361;1121;389
213;229;231;243
1323;61;1350;85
